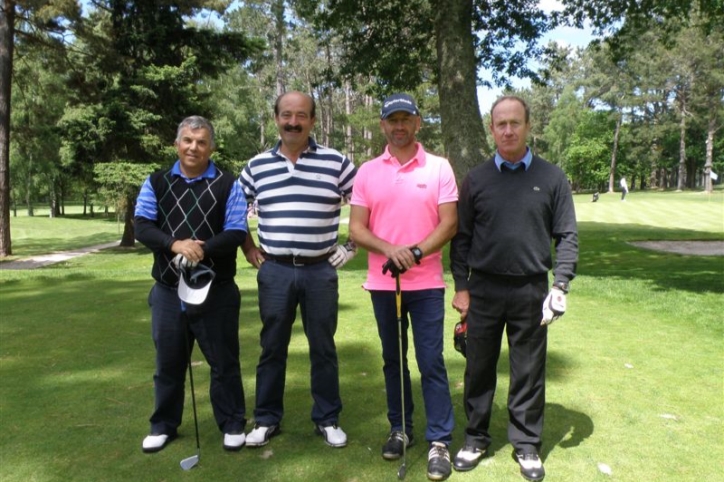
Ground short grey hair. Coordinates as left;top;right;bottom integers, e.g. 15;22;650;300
490;95;530;124
176;116;216;149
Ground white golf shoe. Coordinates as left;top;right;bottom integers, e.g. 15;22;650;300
315;424;347;448
142;433;171;453
245;424;280;447
223;432;246;451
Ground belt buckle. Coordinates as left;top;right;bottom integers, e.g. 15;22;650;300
292;255;304;267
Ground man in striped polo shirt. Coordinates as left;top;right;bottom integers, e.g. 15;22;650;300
239;91;357;449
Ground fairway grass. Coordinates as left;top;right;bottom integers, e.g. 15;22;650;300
0;191;722;482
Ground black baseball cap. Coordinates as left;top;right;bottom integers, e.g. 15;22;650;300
380;93;420;119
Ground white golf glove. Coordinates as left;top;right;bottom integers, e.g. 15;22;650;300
328;241;357;269
541;288;567;326
172;253;198;271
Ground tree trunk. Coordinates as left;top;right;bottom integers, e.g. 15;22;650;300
325;86;333;147
345;80;354;163
433;0;488;182
25;189;33;216
704;117;715;193
676;101;687;191
273;0;285;96
364;94;373;158
120;194;136;247
608;110;622;193
0;0;15;256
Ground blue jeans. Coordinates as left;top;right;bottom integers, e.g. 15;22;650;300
253;259;342;426
148;281;245;436
370;288;454;444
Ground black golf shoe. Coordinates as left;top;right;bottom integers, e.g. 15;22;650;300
382;431;414;460
512;450;545;481
427;442;452;480
453;444;486;471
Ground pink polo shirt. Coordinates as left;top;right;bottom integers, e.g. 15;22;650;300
350;143;458;291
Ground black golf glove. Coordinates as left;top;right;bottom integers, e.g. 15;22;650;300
382;258;406;277
381;248;422;278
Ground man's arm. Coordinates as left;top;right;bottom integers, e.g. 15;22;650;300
202;180;248;258
551;176;578;284
241;232;264;269
449;176;473;291
449;174;475;318
415;201;457;258
349;205;382;253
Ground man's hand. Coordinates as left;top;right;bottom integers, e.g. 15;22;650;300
243;245;265;269
451;290;470;320
171;239;205;264
328;241;357;269
381;247;422;278
541;288;567;326
172;253;198;270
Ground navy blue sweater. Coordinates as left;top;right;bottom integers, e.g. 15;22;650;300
450;155;578;291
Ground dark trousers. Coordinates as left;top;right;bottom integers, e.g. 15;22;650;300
253;260;342;426
148;281;246;436
463;272;548;453
370;288;454;444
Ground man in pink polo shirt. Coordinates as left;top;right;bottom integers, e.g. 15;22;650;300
349;93;458;481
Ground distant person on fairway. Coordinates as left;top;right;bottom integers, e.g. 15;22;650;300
134;116;248;453
449;95;578;481
349;93;458;481
620;176;629;201
238;91;357;449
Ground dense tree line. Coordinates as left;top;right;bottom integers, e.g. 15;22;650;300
1;0;722;256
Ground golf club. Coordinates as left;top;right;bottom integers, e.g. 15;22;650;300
180;304;201;471
395;273;406;480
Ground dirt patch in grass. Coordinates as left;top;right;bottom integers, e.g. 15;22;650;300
629;240;724;256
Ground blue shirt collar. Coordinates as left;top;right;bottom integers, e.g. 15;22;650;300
495;148;532;171
171;160;217;181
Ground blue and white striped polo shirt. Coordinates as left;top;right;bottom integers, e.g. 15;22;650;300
239;138;356;257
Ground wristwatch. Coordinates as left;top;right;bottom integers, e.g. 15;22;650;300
553;281;569;294
410;247;423;263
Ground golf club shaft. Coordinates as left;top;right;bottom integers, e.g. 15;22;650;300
395;274;406;479
183;307;201;453
187;343;200;452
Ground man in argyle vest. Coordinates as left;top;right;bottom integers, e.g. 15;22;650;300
135;116;249;454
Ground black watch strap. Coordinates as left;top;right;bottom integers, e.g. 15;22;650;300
411;247;423;262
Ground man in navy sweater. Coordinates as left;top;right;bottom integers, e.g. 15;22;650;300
449;96;578;481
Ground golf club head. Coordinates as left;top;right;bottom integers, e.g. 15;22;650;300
397;463;406;480
180;454;199;471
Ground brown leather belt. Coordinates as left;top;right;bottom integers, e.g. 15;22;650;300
262;252;331;266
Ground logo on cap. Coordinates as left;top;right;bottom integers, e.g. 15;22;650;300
380;93;419;119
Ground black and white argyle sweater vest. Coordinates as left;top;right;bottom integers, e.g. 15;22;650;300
150;167;236;285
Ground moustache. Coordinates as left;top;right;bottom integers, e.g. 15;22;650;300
283;125;303;133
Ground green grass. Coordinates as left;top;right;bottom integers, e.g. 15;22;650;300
1;205;122;259
1;190;722;482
